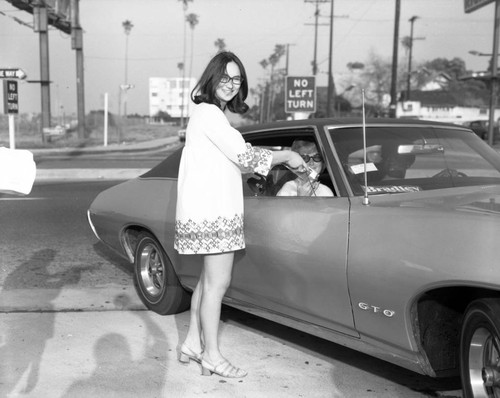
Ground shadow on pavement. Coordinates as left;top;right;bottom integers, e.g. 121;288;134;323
0;249;90;396
220;305;462;396
61;295;168;398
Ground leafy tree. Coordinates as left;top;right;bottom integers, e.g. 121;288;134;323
416;57;489;106
336;52;489;116
246;45;287;123
154;110;173;122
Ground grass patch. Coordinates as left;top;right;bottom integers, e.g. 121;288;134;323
0;115;180;149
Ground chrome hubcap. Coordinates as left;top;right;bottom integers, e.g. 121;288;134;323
469;327;500;397
139;243;165;297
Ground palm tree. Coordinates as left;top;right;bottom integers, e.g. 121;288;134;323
266;45;286;122
259;59;269;123
186;14;199;86
214;38;226;53
186;13;199;116
122;19;134;119
178;0;193;127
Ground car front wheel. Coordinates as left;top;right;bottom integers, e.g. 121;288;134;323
134;232;191;315
460;299;500;398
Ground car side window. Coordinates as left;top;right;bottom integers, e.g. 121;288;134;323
242;130;336;198
331;125;500;195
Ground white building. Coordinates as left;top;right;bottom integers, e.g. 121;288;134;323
149;77;197;119
396;90;500;126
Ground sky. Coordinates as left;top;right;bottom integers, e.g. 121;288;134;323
0;0;497;117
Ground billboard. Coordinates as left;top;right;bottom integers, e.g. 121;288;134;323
5;0;71;33
464;0;494;13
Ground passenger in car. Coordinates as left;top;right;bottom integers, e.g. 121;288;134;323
276;140;334;197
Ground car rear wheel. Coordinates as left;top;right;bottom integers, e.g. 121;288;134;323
460;299;500;398
134;232;191;315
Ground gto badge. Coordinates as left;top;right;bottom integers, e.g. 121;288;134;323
358;302;395;318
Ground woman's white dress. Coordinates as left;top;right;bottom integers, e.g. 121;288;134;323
174;103;272;255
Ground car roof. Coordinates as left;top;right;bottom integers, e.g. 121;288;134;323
238;117;465;133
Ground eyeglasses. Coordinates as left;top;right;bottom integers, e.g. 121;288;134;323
220;75;243;86
301;153;323;163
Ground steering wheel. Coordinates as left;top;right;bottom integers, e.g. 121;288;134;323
432;168;468;178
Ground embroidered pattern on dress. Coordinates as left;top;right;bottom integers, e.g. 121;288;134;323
237;144;273;175
174;214;245;254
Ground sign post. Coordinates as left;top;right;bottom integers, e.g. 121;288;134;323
3;80;19;149
285;76;316;119
1;68;26;149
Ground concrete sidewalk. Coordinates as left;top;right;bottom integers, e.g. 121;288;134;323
0;285;457;398
0;286;342;398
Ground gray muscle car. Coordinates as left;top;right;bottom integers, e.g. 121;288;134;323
88;118;500;397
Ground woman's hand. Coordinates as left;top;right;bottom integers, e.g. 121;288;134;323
286;151;307;171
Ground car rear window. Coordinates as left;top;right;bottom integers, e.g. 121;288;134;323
140;147;183;179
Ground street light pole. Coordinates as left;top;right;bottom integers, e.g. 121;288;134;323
406;16;418;101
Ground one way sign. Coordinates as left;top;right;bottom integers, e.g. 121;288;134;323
0;68;27;80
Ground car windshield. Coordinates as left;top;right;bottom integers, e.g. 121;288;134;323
329;125;500;196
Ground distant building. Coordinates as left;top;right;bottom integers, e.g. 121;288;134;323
149;77;197;119
397;90;500;125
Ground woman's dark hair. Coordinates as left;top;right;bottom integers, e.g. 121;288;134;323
191;51;249;114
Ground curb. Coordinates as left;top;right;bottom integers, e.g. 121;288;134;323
30;136;180;158
35;168;149;182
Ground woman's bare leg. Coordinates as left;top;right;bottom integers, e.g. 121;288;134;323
200;252;234;364
181;268;204;354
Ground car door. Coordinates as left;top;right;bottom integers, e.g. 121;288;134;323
227;129;357;337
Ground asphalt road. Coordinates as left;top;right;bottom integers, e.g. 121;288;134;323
0;180;132;289
0;176;466;397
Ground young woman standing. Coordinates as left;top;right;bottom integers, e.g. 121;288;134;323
175;51;305;378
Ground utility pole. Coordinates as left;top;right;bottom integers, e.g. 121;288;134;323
326;0;335;117
487;0;499;146
71;0;85;139
33;1;50;143
305;0;328;76
406;16;424;101
389;0;400;118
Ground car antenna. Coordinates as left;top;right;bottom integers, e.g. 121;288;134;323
362;89;370;206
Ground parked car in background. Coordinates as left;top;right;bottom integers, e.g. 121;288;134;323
178;128;186;142
463;120;488;140
88;117;500;397
42;125;67;142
